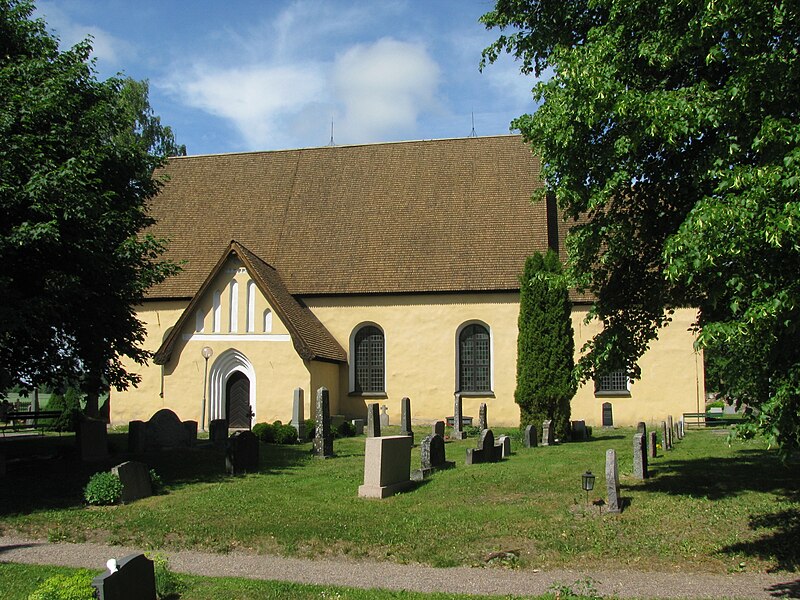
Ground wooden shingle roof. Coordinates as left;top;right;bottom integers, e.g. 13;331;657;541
146;135;549;299
153;241;347;365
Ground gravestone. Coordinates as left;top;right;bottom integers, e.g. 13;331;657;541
358;435;413;498
648;430;658;459
351;419;365;435
661;420;670;451
678;419;685;439
292;388;306;440
451;393;467;440
523;424;538;448
209;419;228;447
478;403;488;431
411;433;455;481
632;433;648;479
571;420;588;441
78;417;108;462
127;420;146;453
313;387;334;458
432;420;445;438
111;461;152;503
91;553;156;600
183;420;198;445
380;404;390;427
367;403;381;438
465;429;503;465
605;448;622;513
541;420;554;446
667;415;674;449
135;409;196;450
636;421;647;436
226;430;259;475
497;434;512;458
400;397;414;444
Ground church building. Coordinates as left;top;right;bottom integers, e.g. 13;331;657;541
113;135;704;430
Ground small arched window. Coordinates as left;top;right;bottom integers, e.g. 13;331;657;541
458;323;491;392
263;309;273;333
353;325;385;393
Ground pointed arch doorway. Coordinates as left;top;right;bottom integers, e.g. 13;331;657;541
208;349;257;430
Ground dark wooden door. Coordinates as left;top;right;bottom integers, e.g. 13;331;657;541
226;372;252;429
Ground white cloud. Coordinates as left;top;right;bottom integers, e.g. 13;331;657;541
332;38;441;143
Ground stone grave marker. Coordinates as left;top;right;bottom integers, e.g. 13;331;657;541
209;419;228;447
351;419;365;436
400;396;413;444
111;461;152;503
78;417;108;462
432;420;445;438
497;434;512;458
465;429;503;465
632;432;648;479
358;435;413;498
411;433;455;481
313;387;334;458
637;421;647;436
606;448;622;513
226;430;259;475
571;420;588;441
380;404;390;427
451;393;467;440
667;415;674;449
367;403;381;438
541;419;554;446
523;424;538;448
648;430;658;459
127;421;146;453
661;420;670;451
91;553;156;600
678;418;685;439
149;409;194;448
478;403;488;431
292;388;306;440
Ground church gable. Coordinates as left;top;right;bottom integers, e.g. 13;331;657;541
154;241;346;366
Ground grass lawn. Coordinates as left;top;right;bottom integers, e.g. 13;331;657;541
0;426;797;574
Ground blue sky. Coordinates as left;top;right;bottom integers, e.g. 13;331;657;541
35;0;538;156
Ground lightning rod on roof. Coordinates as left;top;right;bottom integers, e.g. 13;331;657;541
470;111;477;137
328;117;335;146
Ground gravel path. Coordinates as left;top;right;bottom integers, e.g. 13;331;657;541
1;535;797;599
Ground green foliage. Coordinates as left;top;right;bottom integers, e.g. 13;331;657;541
482;0;800;455
252;422;275;443
252;422;297;444
0;0;181;402
149;469;164;494
147;553;186;600
274;423;298;445
515;250;575;439
334;420;356;439
83;471;122;506
304;418;316;439
45;388;83;432
27;570;95;600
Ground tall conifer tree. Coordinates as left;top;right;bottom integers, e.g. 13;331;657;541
515;249;575;439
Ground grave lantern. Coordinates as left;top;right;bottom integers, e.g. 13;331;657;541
581;470;595;505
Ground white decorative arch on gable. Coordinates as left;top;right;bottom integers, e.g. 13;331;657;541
207;348;257;424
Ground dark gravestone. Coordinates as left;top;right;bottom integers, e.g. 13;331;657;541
541;419;554;446
648;430;658;459
226;430;259;475
411;433;455;481
606;448;622;513
632;432;648;480
451;393;467;440
127;421;147;453
432;420;445;438
465;429;503;465
661;420;670;451
367;403;381;438
209;419;229;447
313;387;333;458
91;553;156;600
478;402;488;431
571;420;588;441
667;415;675;448
497;434;512;458
183;420;198;446
78;417;108;461
637;421;647;436
111;461;152;503
400;396;414;444
524;424;538;448
147;409;194;448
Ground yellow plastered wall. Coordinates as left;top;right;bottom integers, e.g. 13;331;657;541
570;306;705;428
114;257;316;426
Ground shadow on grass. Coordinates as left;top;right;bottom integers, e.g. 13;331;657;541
0;434;312;517
720;506;800;573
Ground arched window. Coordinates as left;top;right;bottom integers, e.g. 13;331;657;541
353;325;385;393
458;323;491;393
263;309;273;333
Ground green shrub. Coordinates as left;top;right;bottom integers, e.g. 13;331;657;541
149;469;164;494
334;420;356;439
252;422;275;443
304;418;315;439
28;570;95;600
46;388;83;432
274;423;298;444
84;471;122;505
464;425;481;437
148;553;186;599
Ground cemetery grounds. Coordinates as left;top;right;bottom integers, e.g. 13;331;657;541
0;426;798;599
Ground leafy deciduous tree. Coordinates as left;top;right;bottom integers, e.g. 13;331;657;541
0;0;181;413
482;0;800;453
